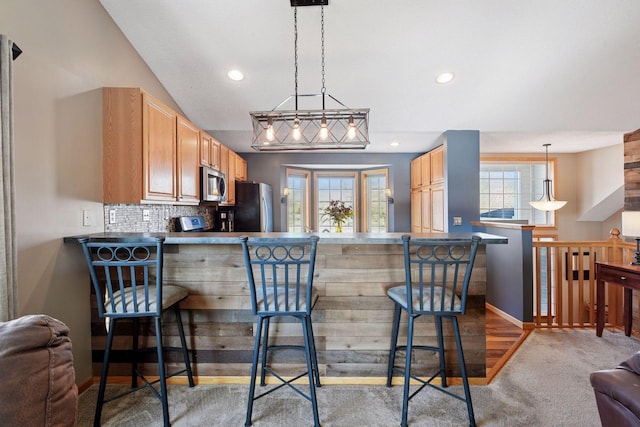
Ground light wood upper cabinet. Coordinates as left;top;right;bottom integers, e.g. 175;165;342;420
104;87;177;203
200;131;211;167
410;157;421;189
430;145;444;184
210;138;221;170
235;153;247;182
177;116;200;203
219;144;233;205
200;132;222;170
104;87;203;205
410;145;446;232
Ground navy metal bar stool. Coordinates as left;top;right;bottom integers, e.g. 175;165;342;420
79;237;195;427
386;235;481;427
240;235;321;427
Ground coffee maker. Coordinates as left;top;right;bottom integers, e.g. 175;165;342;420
215;209;234;232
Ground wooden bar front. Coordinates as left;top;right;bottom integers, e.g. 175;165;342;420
87;235;492;383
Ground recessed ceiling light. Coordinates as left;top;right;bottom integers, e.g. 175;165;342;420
436;72;455;84
390;141;399;147
227;69;244;81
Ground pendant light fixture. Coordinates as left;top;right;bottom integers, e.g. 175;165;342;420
529;143;567;211
249;1;370;151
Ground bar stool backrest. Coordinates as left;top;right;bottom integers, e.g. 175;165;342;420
240;236;320;316
401;235;481;315
78;237;165;319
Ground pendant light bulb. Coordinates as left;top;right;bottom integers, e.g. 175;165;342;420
319;115;329;140
266;119;275;142
292;119;301;141
347;116;357;140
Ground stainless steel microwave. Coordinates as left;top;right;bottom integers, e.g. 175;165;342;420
201;167;227;202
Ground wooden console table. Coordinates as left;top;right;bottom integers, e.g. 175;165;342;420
596;261;640;337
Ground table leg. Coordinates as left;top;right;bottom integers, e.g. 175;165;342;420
624;287;633;337
596;279;605;337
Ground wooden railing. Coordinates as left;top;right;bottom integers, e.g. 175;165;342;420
532;229;636;328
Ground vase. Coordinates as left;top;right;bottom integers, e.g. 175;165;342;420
335;223;342;233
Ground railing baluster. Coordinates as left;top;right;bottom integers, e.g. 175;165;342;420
532;229;634;330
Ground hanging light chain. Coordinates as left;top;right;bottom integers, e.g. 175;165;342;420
320;4;326;109
294;6;299;110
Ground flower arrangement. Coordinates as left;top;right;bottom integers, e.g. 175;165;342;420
322;200;354;232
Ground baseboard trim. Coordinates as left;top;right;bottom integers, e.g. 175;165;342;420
486;303;535;330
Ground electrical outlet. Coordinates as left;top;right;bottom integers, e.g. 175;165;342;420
83;209;93;227
109;210;116;224
453;216;462;226
143;209;150;222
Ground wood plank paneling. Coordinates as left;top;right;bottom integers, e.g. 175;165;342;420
89;243;488;381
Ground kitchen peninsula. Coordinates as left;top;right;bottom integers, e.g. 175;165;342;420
68;231;506;384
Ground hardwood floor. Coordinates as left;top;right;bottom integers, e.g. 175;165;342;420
486;309;530;383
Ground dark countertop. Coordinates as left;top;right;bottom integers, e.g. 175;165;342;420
64;231;507;245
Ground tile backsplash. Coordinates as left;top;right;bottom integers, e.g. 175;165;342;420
104;204;215;232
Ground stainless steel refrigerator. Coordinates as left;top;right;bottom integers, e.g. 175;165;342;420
234;182;273;232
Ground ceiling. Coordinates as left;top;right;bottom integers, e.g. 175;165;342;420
99;0;640;154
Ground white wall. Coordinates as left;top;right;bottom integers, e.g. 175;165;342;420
0;0;181;385
575;144;624;221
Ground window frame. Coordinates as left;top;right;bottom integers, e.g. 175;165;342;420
314;171;359;232
362;168;389;233
481;156;561;229
285;168;311;233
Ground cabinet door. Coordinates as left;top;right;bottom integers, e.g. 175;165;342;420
219;144;233;205
210;138;221;170
227;149;236;204
410;157;422;189
431;146;444;184
411;189;422;232
421;153;431;186
177;117;200;203
200;132;211;167
142;94;176;201
421;189;431;232
235;154;247;181
431;185;445;232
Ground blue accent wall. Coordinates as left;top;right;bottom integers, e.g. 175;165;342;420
444;130;480;232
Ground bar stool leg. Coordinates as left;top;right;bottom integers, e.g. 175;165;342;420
260;317;270;386
387;304;401;387
401;315;416;427
173;304;195;387
301;316;320;427
132;318;139;388
154;317;170;427
435;316;447;387
305;316;321;387
94;318;117;427
452;316;476;427
246;316;264;427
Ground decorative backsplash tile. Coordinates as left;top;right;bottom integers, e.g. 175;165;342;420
103;204;215;232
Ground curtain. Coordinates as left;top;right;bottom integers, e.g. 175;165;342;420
0;35;17;322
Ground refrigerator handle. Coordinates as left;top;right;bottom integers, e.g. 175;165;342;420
262;196;269;232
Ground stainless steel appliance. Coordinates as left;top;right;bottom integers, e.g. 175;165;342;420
201;166;226;202
234;182;273;232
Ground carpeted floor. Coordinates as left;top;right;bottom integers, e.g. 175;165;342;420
78;328;640;426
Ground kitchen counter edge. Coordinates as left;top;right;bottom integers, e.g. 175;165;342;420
64;231;507;245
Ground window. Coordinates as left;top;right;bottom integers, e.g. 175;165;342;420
363;169;389;233
284;167;390;233
480;158;559;227
316;172;357;233
286;169;310;232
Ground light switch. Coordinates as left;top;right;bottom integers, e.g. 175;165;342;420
453;216;462;226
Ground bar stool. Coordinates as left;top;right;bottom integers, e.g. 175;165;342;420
386;235;481;427
239;235;321;427
79;237;195;427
